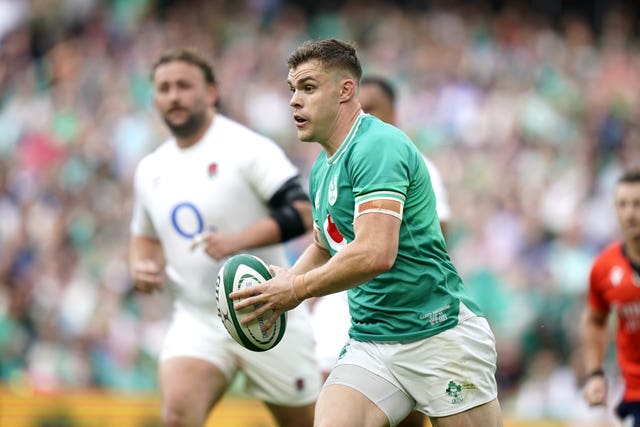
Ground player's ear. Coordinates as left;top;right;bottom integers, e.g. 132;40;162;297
207;84;218;108
339;79;356;102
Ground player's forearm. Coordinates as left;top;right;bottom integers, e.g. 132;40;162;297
297;238;394;299
233;217;287;250
581;310;608;373
293;213;399;299
129;236;166;293
289;241;331;275
232;201;311;250
129;236;165;267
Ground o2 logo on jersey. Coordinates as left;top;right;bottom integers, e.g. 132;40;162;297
171;202;205;238
323;214;347;252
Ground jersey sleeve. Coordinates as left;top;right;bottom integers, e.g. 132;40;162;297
587;256;610;314
242;135;299;201
129;159;158;238
348;133;418;219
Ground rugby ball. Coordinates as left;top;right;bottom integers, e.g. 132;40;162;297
215;254;286;352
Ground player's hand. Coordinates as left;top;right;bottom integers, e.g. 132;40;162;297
583;375;607;406
190;231;238;260
230;265;300;330
131;259;164;293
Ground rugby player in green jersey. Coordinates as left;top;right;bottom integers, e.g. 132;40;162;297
232;39;503;427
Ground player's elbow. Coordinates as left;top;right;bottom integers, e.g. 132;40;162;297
270;201;311;242
294;200;314;232
366;250;397;275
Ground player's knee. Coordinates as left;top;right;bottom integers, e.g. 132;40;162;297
162;402;207;427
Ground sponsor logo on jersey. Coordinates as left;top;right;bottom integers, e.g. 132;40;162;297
323;214;347;252
419;304;450;325
614;301;640;332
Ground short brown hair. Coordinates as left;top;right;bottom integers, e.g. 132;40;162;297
150;48;216;84
619;168;640;184
287;39;362;82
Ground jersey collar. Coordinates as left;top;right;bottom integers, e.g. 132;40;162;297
326;112;366;165
622;243;640;275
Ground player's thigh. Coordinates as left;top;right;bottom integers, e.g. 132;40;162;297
160;356;228;419
315;384;390;427
430;399;502;427
158;306;237;418
398;411;427;427
265;401;315;427
323;363;414;426
160;303;239;380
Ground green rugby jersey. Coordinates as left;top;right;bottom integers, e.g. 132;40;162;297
309;113;483;342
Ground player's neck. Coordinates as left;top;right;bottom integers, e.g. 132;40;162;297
175;113;214;149
323;105;361;157
625;238;640;266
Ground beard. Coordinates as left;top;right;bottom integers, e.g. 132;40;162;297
164;108;208;139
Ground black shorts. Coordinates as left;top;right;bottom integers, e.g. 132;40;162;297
617;401;640;427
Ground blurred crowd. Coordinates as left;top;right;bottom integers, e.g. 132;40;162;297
1;0;640;423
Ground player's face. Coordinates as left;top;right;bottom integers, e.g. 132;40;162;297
615;181;640;241
287;59;343;144
359;84;395;125
153;60;215;138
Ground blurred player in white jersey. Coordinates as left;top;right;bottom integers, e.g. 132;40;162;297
129;48;320;427
309;75;451;427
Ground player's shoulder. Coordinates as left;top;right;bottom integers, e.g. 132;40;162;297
360;114;404;137
595;241;623;262
361;115;413;146
135;139;175;173
591;241;624;273
589;241;627;293
353;114;418;160
213;114;277;148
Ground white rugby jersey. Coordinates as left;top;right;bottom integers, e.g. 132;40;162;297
130;114;298;308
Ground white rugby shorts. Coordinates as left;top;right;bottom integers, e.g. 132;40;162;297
324;314;498;426
161;301;321;406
